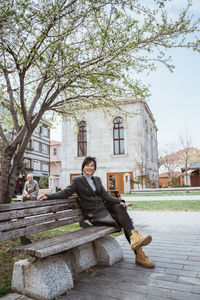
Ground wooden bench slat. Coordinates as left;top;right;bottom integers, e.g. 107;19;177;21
0;202;80;221
14;226;116;258
0;215;84;242
12;225;106;254
0;208;82;231
0;197;78;212
34;226;116;258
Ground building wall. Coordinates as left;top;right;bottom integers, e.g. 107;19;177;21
24;124;50;180
61;99;159;192
50;141;62;176
190;171;200;187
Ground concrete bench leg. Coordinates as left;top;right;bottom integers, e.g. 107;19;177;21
12;256;73;300
94;236;123;266
11;237;123;300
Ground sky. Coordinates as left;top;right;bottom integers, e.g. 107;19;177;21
51;1;200;153
144;47;200;152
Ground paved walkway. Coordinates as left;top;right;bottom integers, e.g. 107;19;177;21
124;195;200;201
2;212;200;300
57;211;200;300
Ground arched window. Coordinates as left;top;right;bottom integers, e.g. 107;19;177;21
113;117;124;155
78;121;87;157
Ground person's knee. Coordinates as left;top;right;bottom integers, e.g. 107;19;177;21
111;203;125;214
22;196;27;202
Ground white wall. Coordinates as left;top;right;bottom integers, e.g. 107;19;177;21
61;99;159;189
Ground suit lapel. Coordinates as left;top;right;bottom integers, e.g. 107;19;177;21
79;176;96;195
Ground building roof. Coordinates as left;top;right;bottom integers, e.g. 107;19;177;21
182;161;200;172
160;147;200;161
159;172;182;178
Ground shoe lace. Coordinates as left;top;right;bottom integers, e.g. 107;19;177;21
139;249;149;259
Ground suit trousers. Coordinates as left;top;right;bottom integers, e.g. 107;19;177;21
106;202;135;243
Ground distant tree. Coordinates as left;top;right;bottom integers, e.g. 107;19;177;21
159;133;200;186
1;0;200;203
179;131;200;185
134;140;158;189
159;143;181;185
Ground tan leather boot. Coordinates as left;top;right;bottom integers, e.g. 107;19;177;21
135;248;155;268
130;229;152;251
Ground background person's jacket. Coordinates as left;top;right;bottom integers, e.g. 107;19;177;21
23;180;39;197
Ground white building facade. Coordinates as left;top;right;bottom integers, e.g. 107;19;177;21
49;140;62;192
61;99;159;194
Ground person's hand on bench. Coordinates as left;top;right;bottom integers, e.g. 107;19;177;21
38;194;48;201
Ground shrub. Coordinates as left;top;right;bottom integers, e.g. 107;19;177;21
39;176;49;188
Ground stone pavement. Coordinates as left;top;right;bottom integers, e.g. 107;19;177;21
2;211;200;300
56;211;200;300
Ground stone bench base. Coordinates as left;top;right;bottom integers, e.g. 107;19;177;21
12;236;123;300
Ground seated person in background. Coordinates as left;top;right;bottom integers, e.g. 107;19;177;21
38;156;155;268
22;174;39;202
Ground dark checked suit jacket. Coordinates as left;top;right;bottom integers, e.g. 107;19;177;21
46;175;123;226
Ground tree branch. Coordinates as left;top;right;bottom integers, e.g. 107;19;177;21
25;0;78;71
28;75;47;120
2;67;20;132
0;124;9;146
19;72;30;129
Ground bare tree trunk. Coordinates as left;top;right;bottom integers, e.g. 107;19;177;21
0;152;26;203
0;149;14;203
0;129;33;203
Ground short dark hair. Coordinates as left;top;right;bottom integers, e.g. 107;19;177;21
81;156;97;174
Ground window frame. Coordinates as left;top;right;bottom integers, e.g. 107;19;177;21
113;117;124;155
77;121;87;157
53;148;57;156
41;161;49;172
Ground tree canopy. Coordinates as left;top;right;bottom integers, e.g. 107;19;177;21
0;0;200;203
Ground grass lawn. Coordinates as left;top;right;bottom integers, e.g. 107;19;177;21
127;200;200;211
122;192;200;197
0;224;122;297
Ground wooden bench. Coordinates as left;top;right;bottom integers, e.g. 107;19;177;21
0;196;123;300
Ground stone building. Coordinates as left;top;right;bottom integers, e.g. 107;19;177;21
61;98;159;194
49;140;62;192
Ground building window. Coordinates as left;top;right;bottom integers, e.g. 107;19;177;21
78;121;87;157
42;162;49;172
33;160;41;170
53;148;57;156
34;126;40;135
113;117;124;155
33;140;40;152
41;143;49;154
42;127;49;137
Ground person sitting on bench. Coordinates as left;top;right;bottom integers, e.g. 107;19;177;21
38;156;155;268
22;174;39;202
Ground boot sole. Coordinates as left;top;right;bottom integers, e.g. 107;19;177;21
131;235;152;251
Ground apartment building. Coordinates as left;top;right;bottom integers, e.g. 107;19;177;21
23;124;50;181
